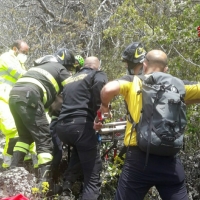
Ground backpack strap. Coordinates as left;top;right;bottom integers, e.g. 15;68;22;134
144;85;162;169
137;74;146;81
125;75;146;167
126;75;145;124
127;75;145;150
144;96;158;168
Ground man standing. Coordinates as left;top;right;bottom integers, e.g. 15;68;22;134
118;42;146;158
0;40;31;169
56;56;108;200
96;50;200;200
8;48;75;188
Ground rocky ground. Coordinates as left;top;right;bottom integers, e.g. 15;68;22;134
0;167;36;199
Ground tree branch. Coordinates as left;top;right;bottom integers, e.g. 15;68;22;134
37;0;55;18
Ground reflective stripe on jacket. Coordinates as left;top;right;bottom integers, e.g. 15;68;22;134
0;50;26;86
14;62;71;108
0;50;26;102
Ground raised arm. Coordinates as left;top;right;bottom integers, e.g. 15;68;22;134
100;80;121;113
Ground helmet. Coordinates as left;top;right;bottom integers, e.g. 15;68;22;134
54;48;75;67
34;55;58;66
122;42;146;64
75;55;84;67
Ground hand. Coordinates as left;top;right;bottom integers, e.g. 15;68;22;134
93;121;103;131
100;104;112;119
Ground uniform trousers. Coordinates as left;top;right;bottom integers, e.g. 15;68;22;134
9;86;53;165
56;118;102;200
114;146;188;200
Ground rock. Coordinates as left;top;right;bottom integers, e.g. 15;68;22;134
0;167;37;199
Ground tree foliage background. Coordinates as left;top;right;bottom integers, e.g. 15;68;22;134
0;0;200;198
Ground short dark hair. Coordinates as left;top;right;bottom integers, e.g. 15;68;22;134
11;40;25;49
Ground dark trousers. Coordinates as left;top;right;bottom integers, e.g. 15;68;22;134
50;118;63;169
9;87;53;158
56;118;102;200
114;146;188;200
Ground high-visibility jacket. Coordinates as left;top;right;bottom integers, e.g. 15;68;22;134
0;50;28;168
0;50;26;102
0;50;26;136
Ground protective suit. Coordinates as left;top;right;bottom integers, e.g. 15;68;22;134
0;50;37;168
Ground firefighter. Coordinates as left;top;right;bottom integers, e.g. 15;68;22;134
48;55;85;174
8;48;75;192
0;40;37;169
48;56;85;186
56;56;108;200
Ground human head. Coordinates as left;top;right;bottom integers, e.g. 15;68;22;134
54;48;75;70
143;50;168;74
84;56;100;70
11;40;29;64
74;55;84;72
122;42;146;75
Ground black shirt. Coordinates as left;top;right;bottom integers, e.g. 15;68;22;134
15;62;71;108
58;67;108;121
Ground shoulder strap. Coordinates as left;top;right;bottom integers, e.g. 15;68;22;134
137;74;145;81
126;75;145;123
127;75;144;152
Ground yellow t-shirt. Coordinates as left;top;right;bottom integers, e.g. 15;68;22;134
118;75;200;146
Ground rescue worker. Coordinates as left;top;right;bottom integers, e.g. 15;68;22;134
56;56;108;200
95;50;200;200
48;55;85;171
0;40;37;169
74;55;85;72
8;48;75;191
117;42;197;160
118;42;146;159
48;63;81;183
48;56;85;188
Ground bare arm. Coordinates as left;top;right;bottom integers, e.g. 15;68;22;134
100;80;120;114
93;80;120;130
101;80;120;106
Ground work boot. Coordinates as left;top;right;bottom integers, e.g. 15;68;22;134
37;164;53;197
10;151;26;168
38;164;52;182
60;181;75;200
60;189;75;200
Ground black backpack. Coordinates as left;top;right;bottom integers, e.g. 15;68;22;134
135;72;187;157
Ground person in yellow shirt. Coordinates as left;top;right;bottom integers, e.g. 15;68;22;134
95;49;200;200
0;40;37;169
